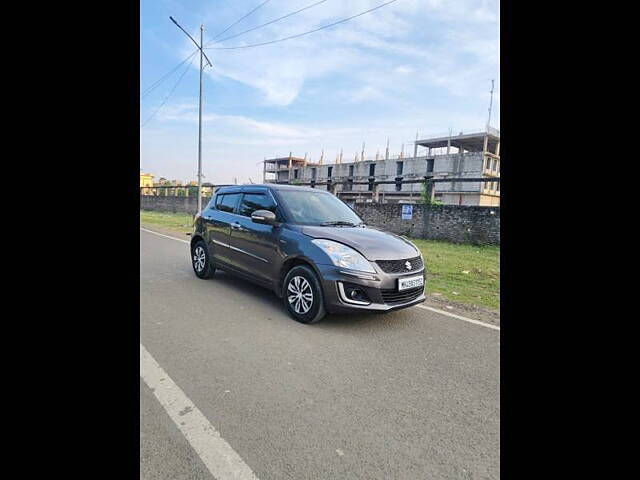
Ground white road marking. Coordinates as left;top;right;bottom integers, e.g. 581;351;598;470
140;343;259;480
417;305;500;331
139;227;499;331
140;227;190;244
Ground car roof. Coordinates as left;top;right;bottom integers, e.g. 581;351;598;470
215;184;327;195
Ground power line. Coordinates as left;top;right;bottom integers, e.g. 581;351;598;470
205;0;329;47
140;55;196;128
209;0;273;42
141;50;198;99
206;0;399;50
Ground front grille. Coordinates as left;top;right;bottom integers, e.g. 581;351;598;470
376;256;423;274
380;286;424;304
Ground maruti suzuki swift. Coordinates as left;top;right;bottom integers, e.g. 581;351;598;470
190;184;426;323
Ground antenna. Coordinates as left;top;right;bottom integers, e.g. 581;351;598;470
487;78;495;130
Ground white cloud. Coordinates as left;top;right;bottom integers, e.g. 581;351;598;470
203;0;498;105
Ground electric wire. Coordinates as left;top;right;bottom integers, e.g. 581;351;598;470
140;55;196;128
204;0;329;47
141;50;198;99
206;0;399;50
209;0;273;42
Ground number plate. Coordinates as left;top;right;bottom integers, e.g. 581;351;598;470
398;275;424;291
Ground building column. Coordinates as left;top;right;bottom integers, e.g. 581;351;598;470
373;183;380;202
495;141;500;156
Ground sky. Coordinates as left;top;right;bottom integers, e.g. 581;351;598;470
140;0;500;184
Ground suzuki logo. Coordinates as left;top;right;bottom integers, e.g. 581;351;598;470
405;261;412;270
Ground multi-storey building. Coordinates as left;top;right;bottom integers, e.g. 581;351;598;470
262;129;500;206
140;171;156;195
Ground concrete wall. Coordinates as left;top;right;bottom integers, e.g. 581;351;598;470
422;205;500;245
141;195;210;214
140;195;500;245
351;203;500;245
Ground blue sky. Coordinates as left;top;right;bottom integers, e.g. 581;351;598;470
141;0;500;184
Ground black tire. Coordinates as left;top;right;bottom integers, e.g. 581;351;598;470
191;240;216;279
283;265;326;324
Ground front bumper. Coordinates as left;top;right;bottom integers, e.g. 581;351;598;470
316;263;426;314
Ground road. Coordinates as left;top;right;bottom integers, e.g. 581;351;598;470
140;228;500;480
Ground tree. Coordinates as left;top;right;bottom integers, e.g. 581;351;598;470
421;178;442;205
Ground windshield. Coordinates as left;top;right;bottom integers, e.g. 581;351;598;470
278;190;363;226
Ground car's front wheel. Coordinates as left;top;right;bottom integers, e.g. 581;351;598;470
283;265;326;324
191;240;216;279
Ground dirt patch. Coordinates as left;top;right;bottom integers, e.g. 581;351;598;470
424;293;500;326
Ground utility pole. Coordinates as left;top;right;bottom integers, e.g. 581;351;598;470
197;24;205;212
170;17;212;213
487;78;495;130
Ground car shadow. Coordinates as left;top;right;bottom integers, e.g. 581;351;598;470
211;269;418;332
210;269;283;310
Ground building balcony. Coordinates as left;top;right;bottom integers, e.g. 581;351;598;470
264;164;291;172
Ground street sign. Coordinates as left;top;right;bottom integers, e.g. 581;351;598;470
402;204;413;220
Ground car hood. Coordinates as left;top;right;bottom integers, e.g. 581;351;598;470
300;225;420;261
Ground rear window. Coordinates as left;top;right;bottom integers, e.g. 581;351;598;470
215;193;240;213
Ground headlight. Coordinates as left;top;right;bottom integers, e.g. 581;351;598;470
311;239;375;273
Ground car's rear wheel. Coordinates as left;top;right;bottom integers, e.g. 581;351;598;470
283;265;326;324
191;240;215;279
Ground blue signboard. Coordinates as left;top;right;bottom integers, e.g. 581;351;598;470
402;204;413;220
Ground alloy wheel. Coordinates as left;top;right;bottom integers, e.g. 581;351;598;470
193;246;206;272
287;276;313;314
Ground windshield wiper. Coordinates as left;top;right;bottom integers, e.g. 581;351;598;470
319;221;359;227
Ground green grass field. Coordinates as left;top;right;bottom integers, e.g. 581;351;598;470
140;210;195;234
140;210;499;311
409;238;499;310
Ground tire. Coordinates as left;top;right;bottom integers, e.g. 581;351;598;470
283;265;326;324
191;240;216;279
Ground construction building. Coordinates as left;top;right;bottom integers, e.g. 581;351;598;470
262;128;500;206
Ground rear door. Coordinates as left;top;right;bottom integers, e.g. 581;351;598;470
228;189;281;284
203;191;241;266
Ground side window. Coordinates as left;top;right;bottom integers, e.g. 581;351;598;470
238;193;277;218
217;193;240;213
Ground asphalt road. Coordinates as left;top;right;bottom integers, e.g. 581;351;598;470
140;228;500;480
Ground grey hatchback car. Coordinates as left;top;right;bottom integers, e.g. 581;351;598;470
190;184;425;323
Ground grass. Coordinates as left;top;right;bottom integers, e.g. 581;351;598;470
140;210;500;311
140;210;195;235
410;238;500;310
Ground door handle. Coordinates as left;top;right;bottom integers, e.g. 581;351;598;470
231;222;242;230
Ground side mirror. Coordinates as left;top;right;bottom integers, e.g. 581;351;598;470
251;209;277;225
